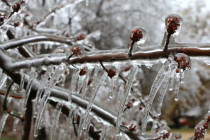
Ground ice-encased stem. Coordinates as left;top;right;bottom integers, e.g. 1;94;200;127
0;113;9;138
116;66;137;135
141;62;169;133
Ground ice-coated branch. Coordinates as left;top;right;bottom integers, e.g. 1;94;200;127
1;34;73;50
8;47;210;71
0;50;140;140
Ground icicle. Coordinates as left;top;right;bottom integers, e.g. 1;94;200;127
13;118;19;132
64;109;73;139
156;65;172;116
84;115;92;140
116;66;137;135
23;79;34;110
168;69;176;91
20;74;25;89
174;72;181;101
0;74;7;89
50;103;62;140
141;62;168;133
78;70;107;139
34;89;51;137
180;70;185;84
76;69;89;95
80;72;90;99
70;69;80;95
107;69;119;99
0;113;9;138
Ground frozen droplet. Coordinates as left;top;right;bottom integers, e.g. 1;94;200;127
129;26;146;46
0;113;9;138
165;14;183;37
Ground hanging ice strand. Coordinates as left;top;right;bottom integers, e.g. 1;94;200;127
141;60;169;133
173;53;191;101
77;68;107;139
116;66;137;138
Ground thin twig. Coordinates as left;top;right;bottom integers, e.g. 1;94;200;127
163;33;171;52
128;41;135;57
2;81;24;121
99;61;108;73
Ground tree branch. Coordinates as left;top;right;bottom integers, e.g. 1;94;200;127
1;35;73;50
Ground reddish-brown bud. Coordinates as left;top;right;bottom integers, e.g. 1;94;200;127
12;3;21;12
79;68;87;76
108;69;116;78
76;34;85;41
71;45;82;56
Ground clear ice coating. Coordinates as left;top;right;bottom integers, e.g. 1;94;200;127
141;62;168;133
116;66;137;135
129;26;146;46
77;68;107;139
165;14;183;37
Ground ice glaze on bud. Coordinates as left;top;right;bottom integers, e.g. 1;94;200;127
174;53;191;72
71;44;83;56
165;14;183;37
12;3;21;12
129;26;146;45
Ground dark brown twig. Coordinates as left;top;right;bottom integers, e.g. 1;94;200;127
128;41;135;57
99;61;108;73
163;33;171;52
